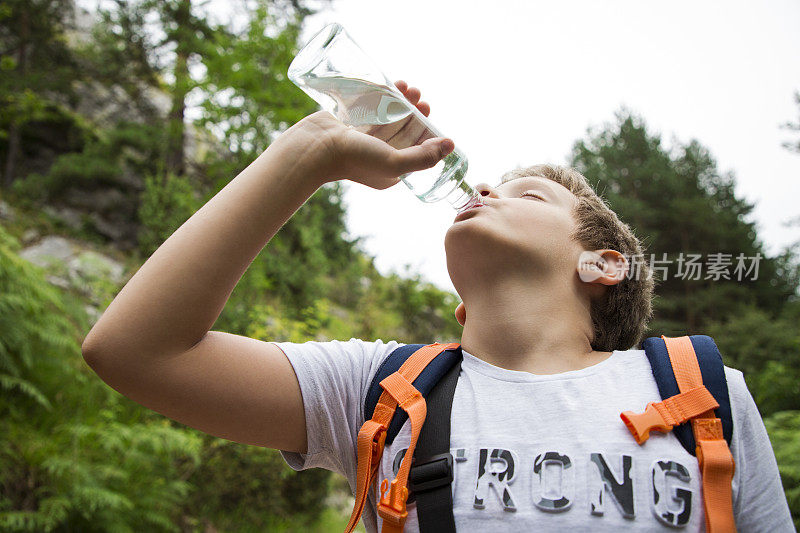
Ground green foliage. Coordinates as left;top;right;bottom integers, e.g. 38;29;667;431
11;120;164;207
43;150;121;192
0;0;82;185
0;226;203;532
81;0;160;101
136;173;203;257
706;302;800;416
0;220;352;531
0;89;55;133
0;0;79;124
0;225;78;414
180;437;329;531
264;184;361;310
764;411;800;529
247;299;354;343
374;266;463;343
199;2;320;169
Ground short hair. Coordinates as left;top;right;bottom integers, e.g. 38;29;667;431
500;164;654;351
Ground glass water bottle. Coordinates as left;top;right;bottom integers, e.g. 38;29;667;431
288;22;475;210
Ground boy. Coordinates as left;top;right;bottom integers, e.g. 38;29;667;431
81;81;793;531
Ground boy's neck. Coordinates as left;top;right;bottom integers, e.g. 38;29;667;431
458;276;611;375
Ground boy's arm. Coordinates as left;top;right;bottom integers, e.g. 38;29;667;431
727;369;795;531
81;94;453;452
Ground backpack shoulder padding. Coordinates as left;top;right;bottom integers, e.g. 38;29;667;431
641;334;733;455
364;343;463;445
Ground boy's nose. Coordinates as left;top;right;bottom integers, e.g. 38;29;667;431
475;183;499;199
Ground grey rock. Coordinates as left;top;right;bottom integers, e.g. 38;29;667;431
42;205;84;231
21;228;40;244
0;200;16;221
19;236;127;301
45;274;72;290
65;188;127;215
68;249;126;286
89;212;126;240
58;207;84;231
19;236;75;267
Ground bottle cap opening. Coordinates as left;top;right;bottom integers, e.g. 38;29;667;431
288;23;344;81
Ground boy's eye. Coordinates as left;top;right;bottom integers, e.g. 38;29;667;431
521;192;544;201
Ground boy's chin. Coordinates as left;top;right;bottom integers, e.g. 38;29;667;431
445;225;560;271
444;219;496;251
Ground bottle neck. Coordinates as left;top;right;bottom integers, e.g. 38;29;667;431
445;181;478;211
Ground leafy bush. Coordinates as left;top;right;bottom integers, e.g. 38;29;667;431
706;303;800;416
764;411;800;529
180;437;330;531
136;173;202;257
0;226;203;532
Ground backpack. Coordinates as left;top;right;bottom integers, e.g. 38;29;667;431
343;335;736;533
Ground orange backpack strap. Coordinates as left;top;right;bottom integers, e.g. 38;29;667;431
622;335;736;532
663;335;736;532
344;342;460;533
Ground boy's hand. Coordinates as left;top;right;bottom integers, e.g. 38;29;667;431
292;80;455;190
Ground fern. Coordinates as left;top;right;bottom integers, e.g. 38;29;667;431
0;375;51;410
0;227;202;531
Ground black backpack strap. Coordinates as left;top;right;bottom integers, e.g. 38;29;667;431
641;334;733;455
411;356;462;533
363;343;462;445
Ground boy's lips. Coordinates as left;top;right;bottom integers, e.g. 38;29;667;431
454;201;486;222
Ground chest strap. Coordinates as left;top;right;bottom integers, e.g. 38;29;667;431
344;342;460;533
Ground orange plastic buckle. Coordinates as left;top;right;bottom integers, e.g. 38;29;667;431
378;478;409;528
621;402;673;444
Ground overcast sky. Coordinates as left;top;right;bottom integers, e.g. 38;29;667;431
292;0;800;295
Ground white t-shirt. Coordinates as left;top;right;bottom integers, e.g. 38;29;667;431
273;338;794;532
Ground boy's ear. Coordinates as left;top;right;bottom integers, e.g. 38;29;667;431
577;249;629;286
455;302;466;326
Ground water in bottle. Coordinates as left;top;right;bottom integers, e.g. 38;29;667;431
288;23;476;210
299;74;473;208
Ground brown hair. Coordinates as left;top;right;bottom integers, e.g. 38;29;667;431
500;164;654;351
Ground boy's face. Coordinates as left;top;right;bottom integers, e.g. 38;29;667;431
444;175;584;288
